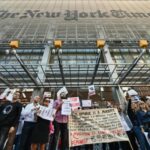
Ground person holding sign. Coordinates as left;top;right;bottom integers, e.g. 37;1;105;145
127;97;150;150
31;98;52;150
0;90;22;150
49;92;69;150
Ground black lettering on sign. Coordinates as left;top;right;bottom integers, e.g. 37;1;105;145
0;9;150;20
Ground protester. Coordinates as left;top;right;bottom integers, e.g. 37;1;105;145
0;90;22;150
49;92;69;150
19;96;40;150
127;97;150;150
31;98;51;150
117;104;138;150
136;101;150;148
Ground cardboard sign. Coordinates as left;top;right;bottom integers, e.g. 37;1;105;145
69;97;80;111
69;108;129;147
82;100;92;107
88;85;96;96
61;99;72;115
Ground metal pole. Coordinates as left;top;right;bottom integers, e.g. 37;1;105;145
0;76;12;87
91;49;101;85
57;50;65;85
14;53;39;86
117;49;146;84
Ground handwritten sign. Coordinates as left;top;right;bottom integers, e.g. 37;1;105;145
38;100;55;121
69;108;128;147
61;99;72;115
88;85;96;96
69;97;80;111
82;100;92;107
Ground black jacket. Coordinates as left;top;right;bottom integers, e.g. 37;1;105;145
0;101;22;127
127;99;140;126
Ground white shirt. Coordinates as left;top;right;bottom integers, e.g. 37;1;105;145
22;103;40;122
120;115;131;131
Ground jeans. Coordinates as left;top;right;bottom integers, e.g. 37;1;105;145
133;126;150;150
0;126;10;150
49;121;68;150
14;134;21;150
19;122;36;150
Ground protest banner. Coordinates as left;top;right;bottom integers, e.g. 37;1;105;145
82;100;92;107
38;100;55;121
68;97;80;111
88;85;96;96
68;108;129;147
61;99;72;115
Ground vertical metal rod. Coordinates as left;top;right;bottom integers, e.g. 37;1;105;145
91;50;101;85
57;51;65;85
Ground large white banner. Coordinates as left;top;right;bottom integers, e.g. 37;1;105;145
69;108;129;147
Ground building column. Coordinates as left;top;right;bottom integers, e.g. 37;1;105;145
102;45;126;104
32;45;51;98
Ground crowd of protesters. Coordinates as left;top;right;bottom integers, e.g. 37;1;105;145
0;88;150;150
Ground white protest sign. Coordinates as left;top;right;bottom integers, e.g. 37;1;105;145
88;85;96;96
57;86;68;98
61;99;72;115
69;108;129;147
128;89;138;96
43;92;51;98
38;100;55;121
69;97;80;111
82;100;92;107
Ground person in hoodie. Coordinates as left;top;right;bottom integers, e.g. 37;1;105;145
0;90;22;150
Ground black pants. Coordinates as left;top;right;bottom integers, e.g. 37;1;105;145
49;121;68;150
108;142;119;150
0;126;10;150
19;122;36;150
85;144;93;150
126;130;138;150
